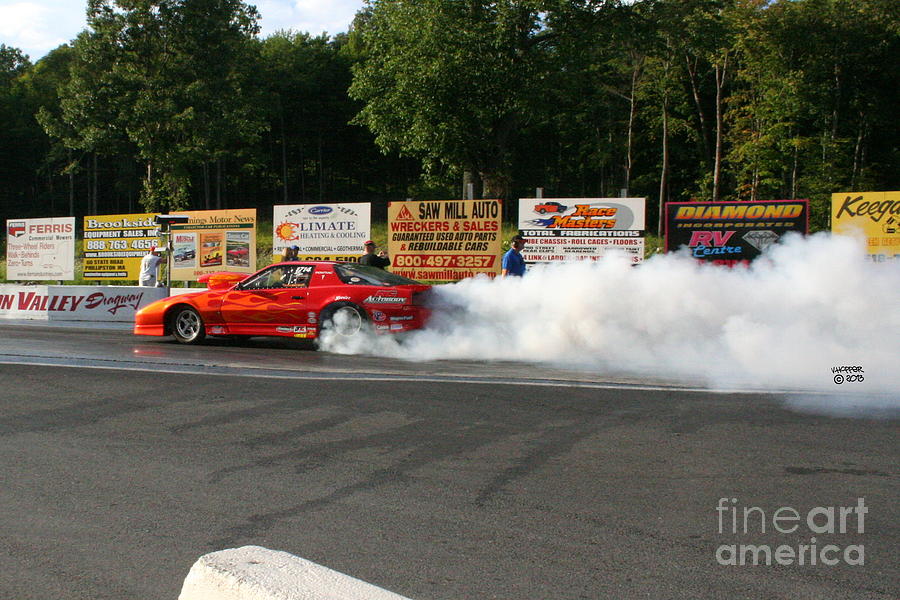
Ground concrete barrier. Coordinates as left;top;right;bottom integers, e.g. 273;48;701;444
178;546;413;600
0;284;200;322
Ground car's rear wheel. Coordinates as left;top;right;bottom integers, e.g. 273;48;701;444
171;306;206;344
321;302;366;338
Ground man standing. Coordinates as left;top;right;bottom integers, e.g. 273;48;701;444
501;234;527;277
139;247;164;286
281;245;299;262
359;240;390;269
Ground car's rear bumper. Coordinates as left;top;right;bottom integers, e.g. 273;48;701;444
368;306;430;335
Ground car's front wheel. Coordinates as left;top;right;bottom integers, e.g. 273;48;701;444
171;306;206;344
321;302;366;338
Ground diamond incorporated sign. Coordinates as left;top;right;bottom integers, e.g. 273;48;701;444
665;200;809;266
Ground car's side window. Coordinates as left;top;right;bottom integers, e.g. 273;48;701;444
333;264;378;285
241;265;314;290
281;265;314;287
241;267;280;290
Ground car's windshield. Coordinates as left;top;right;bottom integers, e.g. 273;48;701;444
334;263;420;286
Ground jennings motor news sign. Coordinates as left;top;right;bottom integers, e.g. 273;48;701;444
168;209;257;281
665;200;809;266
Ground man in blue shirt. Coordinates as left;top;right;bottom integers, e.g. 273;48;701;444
501;234;527;277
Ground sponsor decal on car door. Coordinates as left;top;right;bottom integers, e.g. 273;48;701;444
218;265;314;334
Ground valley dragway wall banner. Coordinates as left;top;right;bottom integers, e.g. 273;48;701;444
387;200;502;281
0;285;167;322
5;217;75;280
83;213;160;280
273;203;371;261
665;200;809;266
169;209;257;281
831;191;900;263
518;198;646;265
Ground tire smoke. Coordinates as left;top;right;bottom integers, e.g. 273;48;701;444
319;233;899;415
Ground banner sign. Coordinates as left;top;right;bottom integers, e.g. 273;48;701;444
831;191;900;263
273;203;371;262
387;200;502;281
168;209;257;281
518;198;646;265
0;284;167;322
665;200;809;266
5;217;75;280
83;213;160;280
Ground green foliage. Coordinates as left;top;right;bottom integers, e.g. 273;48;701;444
0;0;896;237
47;0;266;212
349;0;555;198
723;0;899;227
0;45;50;217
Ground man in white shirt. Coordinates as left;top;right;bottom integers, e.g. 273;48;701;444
139;247;164;286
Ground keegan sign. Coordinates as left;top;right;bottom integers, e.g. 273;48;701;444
387;200;502;281
273;203;371;262
83;213;160;280
831;191;900;263
518;198;646;265
665;200;809;266
5;217;75;280
168;209;257;281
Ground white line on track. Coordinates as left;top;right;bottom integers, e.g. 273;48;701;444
0;354;864;396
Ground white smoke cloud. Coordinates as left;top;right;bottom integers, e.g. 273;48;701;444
318;233;899;415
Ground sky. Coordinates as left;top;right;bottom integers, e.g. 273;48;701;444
0;0;364;62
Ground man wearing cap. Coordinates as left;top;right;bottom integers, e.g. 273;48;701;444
359;240;390;269
501;234;527;277
139;247;164;287
281;245;300;261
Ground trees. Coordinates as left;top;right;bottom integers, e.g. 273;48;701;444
349;0;554;199
726;0;900;228
45;0;265;211
0;0;895;229
249;30;420;211
0;45;47;221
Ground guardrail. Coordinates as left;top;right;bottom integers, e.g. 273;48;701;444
0;284;196;322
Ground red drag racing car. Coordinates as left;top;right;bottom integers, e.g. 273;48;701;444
533;201;568;214
134;261;431;344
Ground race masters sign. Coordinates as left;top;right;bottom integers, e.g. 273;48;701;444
831;191;899;262
387;200;502;281
83;213;160;280
518;198;646;264
273;203;371;262
6;217;75;280
665;200;809;266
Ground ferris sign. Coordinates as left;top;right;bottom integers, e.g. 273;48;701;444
5;217;76;280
